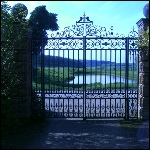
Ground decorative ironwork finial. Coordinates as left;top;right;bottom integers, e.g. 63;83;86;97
83;12;86;22
133;26;134;30
128;26;138;38
76;12;93;25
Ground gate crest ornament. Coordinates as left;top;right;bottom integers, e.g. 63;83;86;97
49;13;138;38
76;12;93;25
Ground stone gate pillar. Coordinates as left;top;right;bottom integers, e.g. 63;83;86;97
13;23;33;118
11;3;33;118
136;3;149;120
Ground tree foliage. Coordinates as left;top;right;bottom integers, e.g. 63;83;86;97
137;26;149;55
29;5;59;56
136;26;149;66
1;1;30;136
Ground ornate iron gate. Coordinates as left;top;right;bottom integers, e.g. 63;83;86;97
31;13;139;120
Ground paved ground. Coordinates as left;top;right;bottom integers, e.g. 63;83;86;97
1;119;149;149
137;121;149;149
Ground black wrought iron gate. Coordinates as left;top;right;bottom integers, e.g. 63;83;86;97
31;13;139;120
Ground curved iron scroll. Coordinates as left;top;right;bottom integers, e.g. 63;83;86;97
48;13;138;39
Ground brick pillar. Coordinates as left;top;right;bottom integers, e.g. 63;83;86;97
13;22;33;118
136;18;149;120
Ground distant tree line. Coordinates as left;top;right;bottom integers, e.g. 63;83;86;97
33;55;83;67
33;55;136;68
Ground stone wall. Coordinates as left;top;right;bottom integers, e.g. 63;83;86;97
137;18;149;120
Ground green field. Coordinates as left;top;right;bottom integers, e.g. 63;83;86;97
32;66;138;90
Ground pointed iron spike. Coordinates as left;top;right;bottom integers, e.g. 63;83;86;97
133;26;135;31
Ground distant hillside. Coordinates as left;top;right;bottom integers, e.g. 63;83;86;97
33;55;83;67
33;55;131;67
86;60;115;67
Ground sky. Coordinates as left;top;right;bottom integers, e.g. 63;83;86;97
7;1;149;63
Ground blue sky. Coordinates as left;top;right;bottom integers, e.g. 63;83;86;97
7;1;149;62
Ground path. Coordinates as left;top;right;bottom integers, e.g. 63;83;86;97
2;119;149;149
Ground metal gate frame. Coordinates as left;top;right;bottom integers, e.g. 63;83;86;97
31;13;139;120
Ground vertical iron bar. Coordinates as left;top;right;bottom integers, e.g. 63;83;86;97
52;48;55;116
83;36;86;120
62;98;64;117
120;49;121;92
90;49;92;91
110;49;111;93
78;49;79;92
48;50;49;92
68;98;69;118
132;51;135;118
53;49;55;91
73;99;74;118
132;50;134;92
95;49;97;117
49;98;50;117
125;37;129;120
68;49;69;93
95;98;96;117
73;49;75;92
115;98;116;118
100;98;101;117
110;49;112;117
73;49;75;118
105;99;106;118
119;49;122;118
53;98;56;117
63;50;65;92
100;49;102;90
90;99;91;117
48;46;50;117
58;49;60;91
115;49;116;93
105;50;107;93
95;49;97;90
58;49;60;115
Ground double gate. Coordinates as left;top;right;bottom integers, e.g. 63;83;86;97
31;13;139;120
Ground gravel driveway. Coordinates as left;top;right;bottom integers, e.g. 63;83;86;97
2;119;148;149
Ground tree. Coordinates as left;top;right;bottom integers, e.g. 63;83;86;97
1;1;30;137
29;5;59;56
